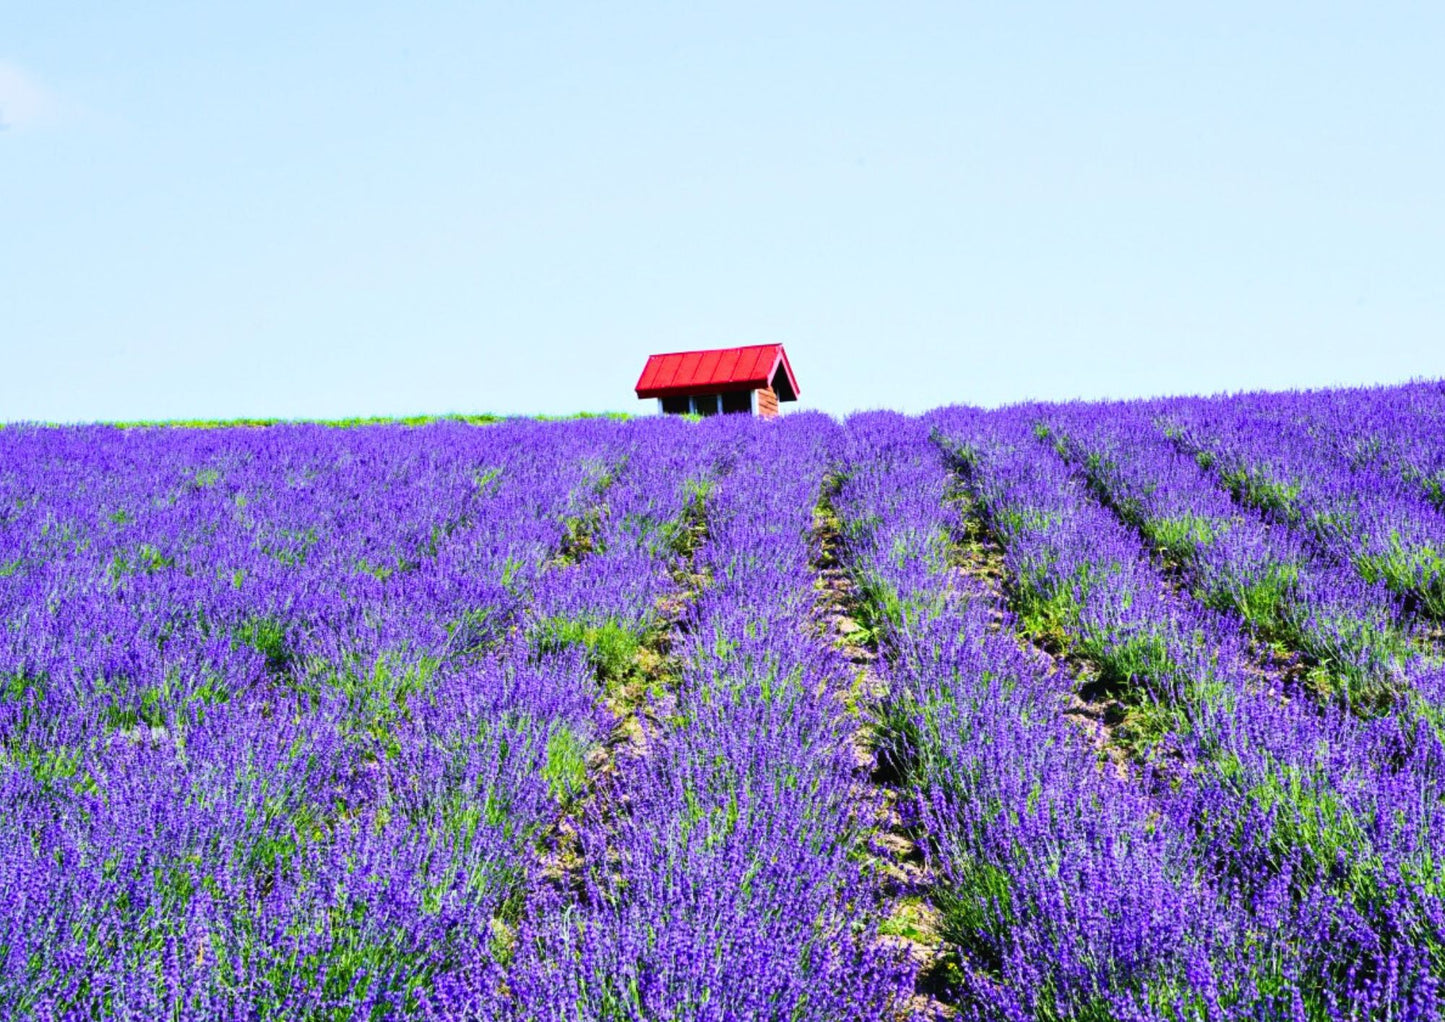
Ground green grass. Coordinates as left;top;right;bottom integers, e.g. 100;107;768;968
322;653;441;761
552;457;629;564
82;411;632;429
1009;569;1088;653
110;413;505;429
1062;426;1415;711
933;857;1015;976
1078;630;1175;692
848;570;907;647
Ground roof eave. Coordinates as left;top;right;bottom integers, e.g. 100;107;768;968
636;379;769;399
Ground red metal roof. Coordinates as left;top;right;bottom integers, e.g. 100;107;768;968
634;344;800;400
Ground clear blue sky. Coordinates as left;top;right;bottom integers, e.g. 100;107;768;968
3;3;1442;421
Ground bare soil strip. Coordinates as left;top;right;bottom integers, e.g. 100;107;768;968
811;474;953;1021
942;475;1133;775
535;479;713;899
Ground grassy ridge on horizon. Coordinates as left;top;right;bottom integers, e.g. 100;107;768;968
0;411;633;429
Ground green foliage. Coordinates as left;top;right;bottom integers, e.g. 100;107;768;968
96;668;191;734
554;459;624;563
643;477;712;558
677;782;746;853
580;456;620;496
1210;749;1386;906
3;739;84;798
1418;471;1445;510
354;557;400;582
445;607;504;658
1353;534;1445;620
939;436;981;475
184;670;236;719
107;542;174;581
1308;507;1360;542
1014;586;1078;652
233;615;295;677
541;725;589;803
1201;561;1299;634
1079;629;1176;697
1219;465;1302;524
555;509;604;563
849;570;907;646
1067;432;1227;570
745;662;809;709
529;615;648;700
877;896;941;944
1012;564;1202;754
934;856;1015;976
1116;695;1184;756
1143;513;1225;564
533;411;631;422
335;654;439;758
992;505;1063;539
258;526;318;567
1;670;43;703
1279;604;1412;711
869;688;925;786
0;672;50;752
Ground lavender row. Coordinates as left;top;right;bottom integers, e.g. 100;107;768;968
1157;389;1445;624
929;404;1445;1016
434;414;916;1019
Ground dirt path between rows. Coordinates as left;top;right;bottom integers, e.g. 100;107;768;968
533;479;713;902
811;474;953;1021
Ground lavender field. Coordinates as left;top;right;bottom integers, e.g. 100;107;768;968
3;381;1445;1021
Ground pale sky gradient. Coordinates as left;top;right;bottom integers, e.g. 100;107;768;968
3;3;1443;422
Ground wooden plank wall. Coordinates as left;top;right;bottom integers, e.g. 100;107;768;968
756;387;779;419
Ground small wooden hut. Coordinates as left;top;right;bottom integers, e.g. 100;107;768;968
634;344;800;419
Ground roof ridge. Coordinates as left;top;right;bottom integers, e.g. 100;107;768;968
639;342;781;359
